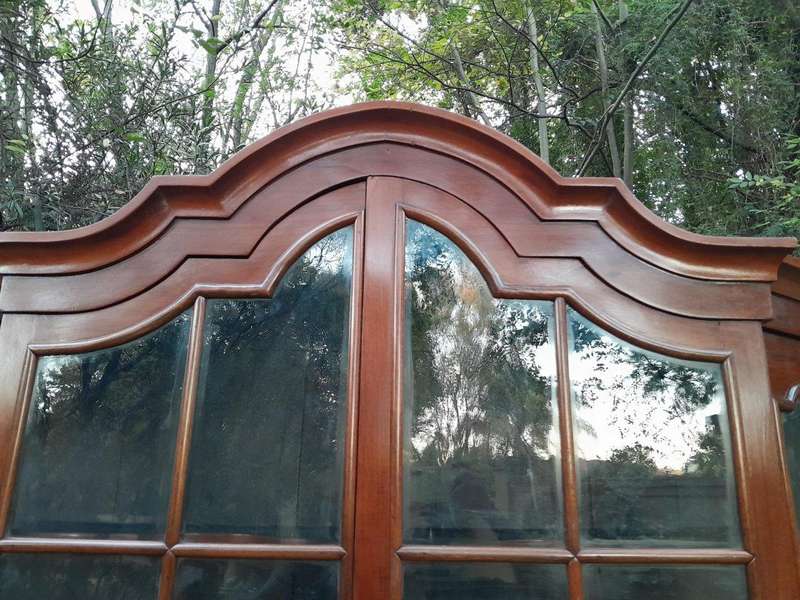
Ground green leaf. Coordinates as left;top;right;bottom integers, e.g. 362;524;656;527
198;37;225;53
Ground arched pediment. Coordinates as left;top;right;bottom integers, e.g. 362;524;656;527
0;102;795;323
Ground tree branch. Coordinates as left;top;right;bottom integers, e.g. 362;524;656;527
576;0;695;176
217;0;281;54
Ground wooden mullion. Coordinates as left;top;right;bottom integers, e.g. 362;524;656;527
171;543;345;560
340;210;366;600
554;297;580;554
0;348;38;537
555;298;582;599
164;297;206;548
568;558;583;599
0;538;167;555
352;177;403;600
157;550;176;600
577;548;753;565
397;545;573;564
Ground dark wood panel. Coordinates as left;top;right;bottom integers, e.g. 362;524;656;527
774;257;800;300
765;331;800;409
766;294;800;338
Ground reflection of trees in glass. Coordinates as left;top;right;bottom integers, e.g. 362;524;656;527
404;562;565;600
11;314;190;537
184;229;352;542
568;309;740;546
404;221;560;544
783;409;800;530
174;559;337;600
0;553;159;599
584;564;748;600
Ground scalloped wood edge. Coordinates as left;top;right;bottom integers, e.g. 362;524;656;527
0;101;795;280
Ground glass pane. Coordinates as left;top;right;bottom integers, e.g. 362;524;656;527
174;559;338;599
568;307;741;547
403;562;566;599
403;221;561;545
10;314;191;538
583;564;748;600
0;553;159;599
184;228;353;541
783;408;800;529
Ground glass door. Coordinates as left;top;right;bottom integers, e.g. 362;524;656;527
353;177;753;600
0;174;790;599
0;182;365;600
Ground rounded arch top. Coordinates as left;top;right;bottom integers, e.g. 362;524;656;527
0;101;795;281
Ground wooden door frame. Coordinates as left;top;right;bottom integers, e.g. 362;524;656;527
0;102;798;599
353;176;798;600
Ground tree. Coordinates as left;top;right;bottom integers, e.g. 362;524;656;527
0;0;331;231
332;0;800;241
1;0;798;244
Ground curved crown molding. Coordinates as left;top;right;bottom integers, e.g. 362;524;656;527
0;101;795;280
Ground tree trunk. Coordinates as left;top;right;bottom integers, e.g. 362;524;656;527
623;97;634;187
435;0;490;125
23;4;43;230
450;45;491;125
199;0;223;165
0;5;24;229
229;3;283;152
620;0;633;187
527;6;549;164
592;1;621;177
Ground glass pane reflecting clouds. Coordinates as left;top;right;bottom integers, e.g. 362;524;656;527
568;308;740;546
10;314;191;537
583;564;748;600
184;228;353;542
0;554;159;599
174;559;338;600
404;221;561;545
403;562;566;600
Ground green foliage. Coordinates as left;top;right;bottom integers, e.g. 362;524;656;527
0;0;332;231
330;0;800;244
0;0;798;246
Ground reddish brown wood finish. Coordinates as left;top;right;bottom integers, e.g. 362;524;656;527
1;102;798;599
763;256;800;579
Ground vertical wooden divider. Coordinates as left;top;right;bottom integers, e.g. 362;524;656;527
353;177;403;600
555;298;582;599
159;296;207;600
0;340;37;537
340;211;366;600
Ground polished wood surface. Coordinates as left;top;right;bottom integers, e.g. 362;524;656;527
0;103;793;281
1;102;798;599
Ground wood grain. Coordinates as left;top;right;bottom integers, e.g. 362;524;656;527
1;103;799;599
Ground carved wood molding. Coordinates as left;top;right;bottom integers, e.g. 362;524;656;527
0;102;795;282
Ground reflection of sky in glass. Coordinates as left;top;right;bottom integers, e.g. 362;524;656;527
569;309;728;473
405;221;559;462
403;221;562;544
